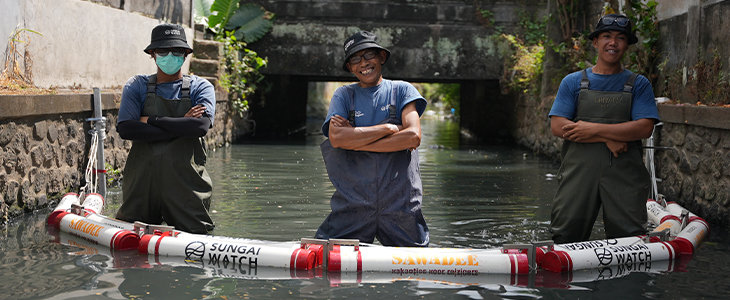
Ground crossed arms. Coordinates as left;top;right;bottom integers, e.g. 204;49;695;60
550;116;654;157
117;104;210;141
328;102;421;152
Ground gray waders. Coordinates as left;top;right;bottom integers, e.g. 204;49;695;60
550;70;649;243
316;84;430;247
116;75;214;234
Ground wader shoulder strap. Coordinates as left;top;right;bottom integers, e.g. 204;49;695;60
181;75;191;99
580;69;590;90
623;72;638;93
389;80;398;120
146;74;157;95
346;85;356;126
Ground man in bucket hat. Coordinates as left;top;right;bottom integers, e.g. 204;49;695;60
315;31;430;246
115;23;216;234
548;14;659;243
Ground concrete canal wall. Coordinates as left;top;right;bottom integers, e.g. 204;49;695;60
0;0;194;89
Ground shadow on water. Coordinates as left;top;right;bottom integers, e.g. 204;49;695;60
2;118;730;299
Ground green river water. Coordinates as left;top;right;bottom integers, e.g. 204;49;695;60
1;118;729;299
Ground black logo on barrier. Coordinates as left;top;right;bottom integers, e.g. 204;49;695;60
185;241;206;261
595;248;613;265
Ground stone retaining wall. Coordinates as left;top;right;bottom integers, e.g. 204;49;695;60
0;92;239;224
653;105;730;225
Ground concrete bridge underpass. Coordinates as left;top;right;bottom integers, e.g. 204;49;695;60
245;0;548;140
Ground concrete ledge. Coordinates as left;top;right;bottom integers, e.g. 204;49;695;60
0;93;121;119
658;104;730;130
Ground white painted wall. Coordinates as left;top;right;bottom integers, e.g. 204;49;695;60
1;0;192;89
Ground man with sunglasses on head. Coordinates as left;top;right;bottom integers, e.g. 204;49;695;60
315;31;430;247
548;14;659;243
115;23;216;234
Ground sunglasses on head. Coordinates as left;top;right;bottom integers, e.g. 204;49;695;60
348;50;379;65
154;48;187;57
599;15;630;27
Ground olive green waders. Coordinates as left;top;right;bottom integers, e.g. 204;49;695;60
550;70;649;243
116;75;214;233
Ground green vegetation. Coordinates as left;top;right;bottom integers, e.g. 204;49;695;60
418;83;460;115
492;1;665;101
497;13;547;96
625;0;660;83
195;0;274;115
105;162;122;187
218;31;267;115
208;0;274;43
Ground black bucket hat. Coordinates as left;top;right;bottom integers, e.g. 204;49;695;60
588;14;638;45
342;31;391;72
143;23;193;54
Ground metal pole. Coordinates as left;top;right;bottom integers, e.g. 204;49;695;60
93;88;107;199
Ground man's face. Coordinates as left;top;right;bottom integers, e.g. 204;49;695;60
592;31;629;65
347;49;386;87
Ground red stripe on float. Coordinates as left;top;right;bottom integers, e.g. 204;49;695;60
328;245;341;272
47;211;68;227
357;250;362;273
515;253;529;274
110;231;121;249
660;214;680;224
508;254;516;274
688;216;709;228
138;234;153;254
112;230;140;250
672;237;694;255
542;250;572;273
154;235;165;256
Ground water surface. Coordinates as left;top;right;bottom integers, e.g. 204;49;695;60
2;118;729;299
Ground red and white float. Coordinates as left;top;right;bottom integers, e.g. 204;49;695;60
47;191;709;276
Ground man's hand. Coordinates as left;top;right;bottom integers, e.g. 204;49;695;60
330;115;352;128
185;104;207;118
562;120;598;142
605;140;628;157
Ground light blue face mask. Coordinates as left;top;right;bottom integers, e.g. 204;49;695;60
155;53;185;75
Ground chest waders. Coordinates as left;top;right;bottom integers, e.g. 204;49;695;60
315;83;430;247
116;75;214;234
550;70;649;243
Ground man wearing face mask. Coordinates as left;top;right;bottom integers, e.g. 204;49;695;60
115;23;216;234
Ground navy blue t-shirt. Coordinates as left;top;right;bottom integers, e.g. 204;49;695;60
117;74;216;125
322;79;427;137
549;68;659;121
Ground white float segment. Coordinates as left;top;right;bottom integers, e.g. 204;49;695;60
54;212;139;250
139;234;315;270
330;245;528;274
542;240;677;273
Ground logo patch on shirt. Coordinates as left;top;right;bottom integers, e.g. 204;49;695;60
380;104;391;111
354;111;364;118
